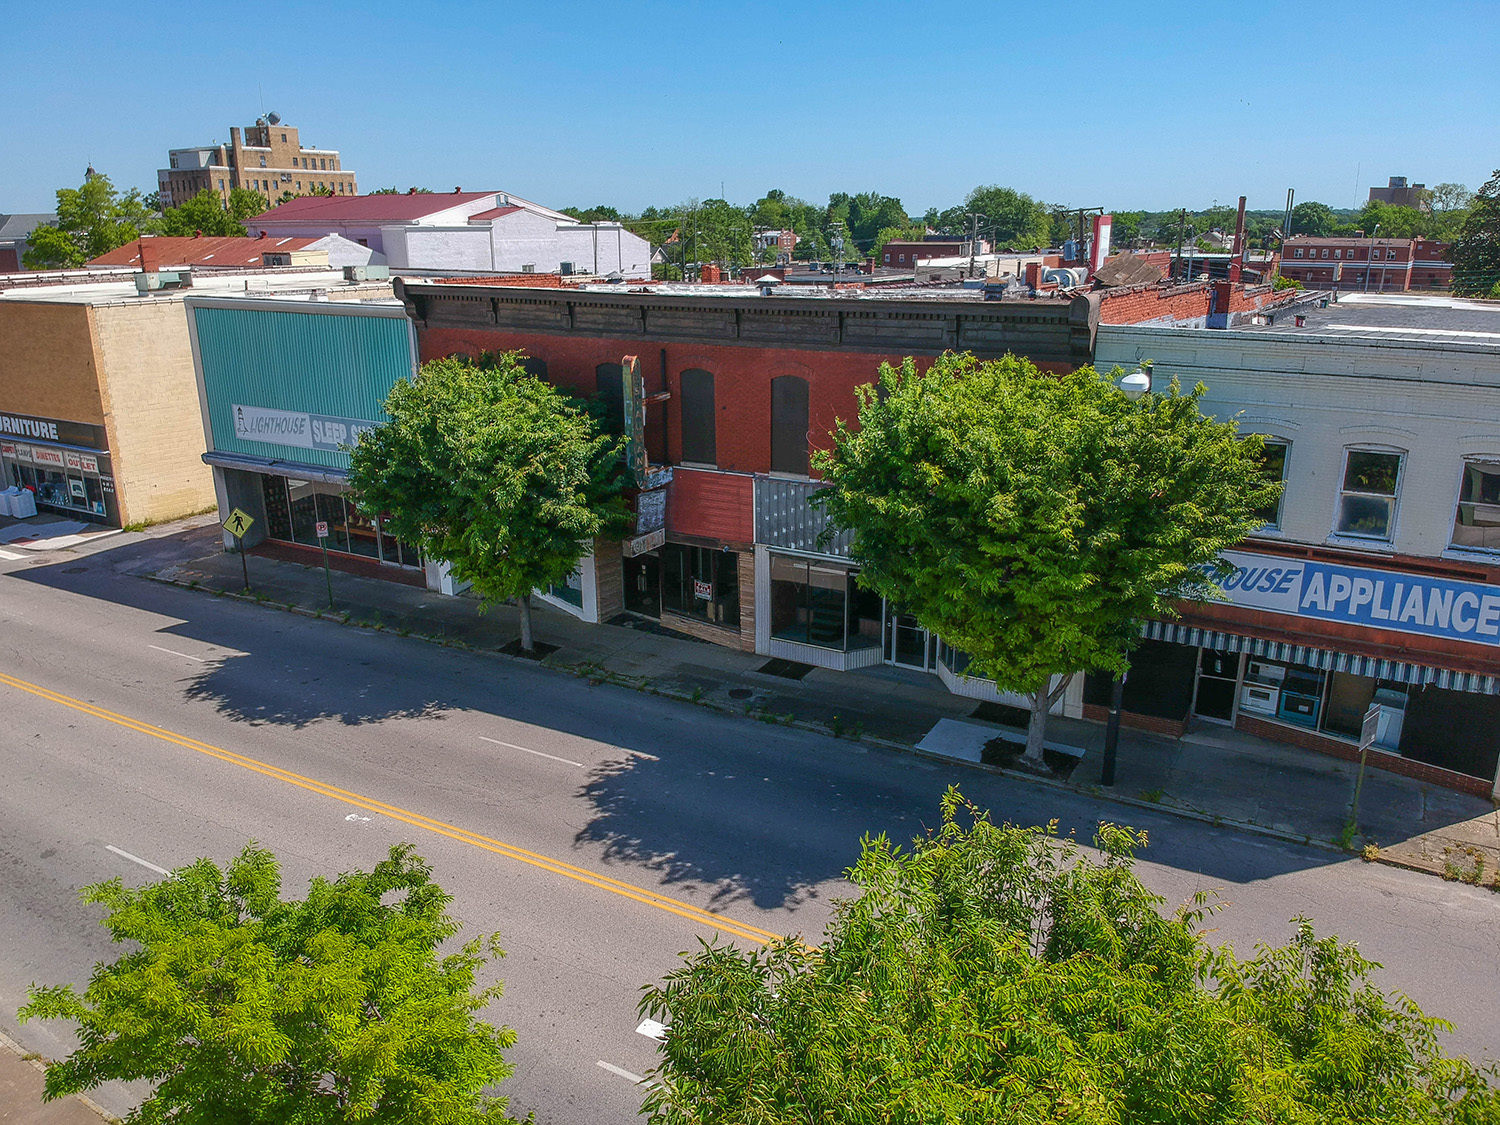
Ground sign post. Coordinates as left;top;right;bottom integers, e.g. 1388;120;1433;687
222;508;255;591
1350;704;1381;835
316;520;334;608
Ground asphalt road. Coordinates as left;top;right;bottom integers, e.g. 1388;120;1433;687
1;525;1498;1123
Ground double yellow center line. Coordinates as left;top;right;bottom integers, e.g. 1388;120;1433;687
0;671;785;947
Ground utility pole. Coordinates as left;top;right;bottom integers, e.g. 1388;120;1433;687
967;212;985;278
1172;208;1187;282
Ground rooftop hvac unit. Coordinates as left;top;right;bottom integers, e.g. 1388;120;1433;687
560;261;574;276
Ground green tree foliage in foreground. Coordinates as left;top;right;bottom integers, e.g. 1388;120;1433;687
642;790;1500;1125
349;352;630;652
1450;169;1500;298
816;353;1278;761
24;171;156;268
20;844;522;1124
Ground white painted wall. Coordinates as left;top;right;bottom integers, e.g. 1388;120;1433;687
1097;316;1500;564
306;233;387;268
488;212;652;276
385;225;493;271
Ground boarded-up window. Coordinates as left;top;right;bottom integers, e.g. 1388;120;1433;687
595;363;625;435
770;376;809;475
680;369;716;465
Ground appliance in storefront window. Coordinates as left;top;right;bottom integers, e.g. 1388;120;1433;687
1240;682;1279;716
1276;666;1325;728
1370;687;1407;752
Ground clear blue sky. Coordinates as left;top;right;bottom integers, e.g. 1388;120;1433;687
5;0;1497;218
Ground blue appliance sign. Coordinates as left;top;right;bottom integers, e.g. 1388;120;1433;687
1204;550;1500;647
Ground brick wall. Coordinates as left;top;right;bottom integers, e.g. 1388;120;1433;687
1097;282;1213;325
92;301;216;525
418;327;973;476
1234;714;1493;797
1081;703;1187;738
661;609;753;651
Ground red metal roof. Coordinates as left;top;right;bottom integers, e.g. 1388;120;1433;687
88;235;322;268
468;205;523;221
251;192;496;224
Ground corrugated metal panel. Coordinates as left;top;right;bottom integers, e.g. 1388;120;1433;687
754;476;852;557
193;304;414;470
1140;619;1500;695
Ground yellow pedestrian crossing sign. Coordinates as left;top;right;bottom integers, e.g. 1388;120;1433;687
223;508;255;538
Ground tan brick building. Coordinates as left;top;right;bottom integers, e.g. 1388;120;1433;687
0;267;390;528
158;116;356;210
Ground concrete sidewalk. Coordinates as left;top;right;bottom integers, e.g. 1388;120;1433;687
0;1033;111;1124
149;543;1499;884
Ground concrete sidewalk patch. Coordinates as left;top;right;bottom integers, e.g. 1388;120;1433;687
0;1030;115;1123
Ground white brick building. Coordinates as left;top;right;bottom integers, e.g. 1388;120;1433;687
1095;294;1500;795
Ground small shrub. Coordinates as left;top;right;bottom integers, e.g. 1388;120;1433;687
1139;788;1165;804
1362;843;1381;862
1336;820;1359;851
1442;845;1486;885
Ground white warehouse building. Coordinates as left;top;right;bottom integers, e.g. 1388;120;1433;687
246;190;652;277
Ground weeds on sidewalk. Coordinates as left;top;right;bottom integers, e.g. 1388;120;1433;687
1138;788;1164;804
1363;842;1381;862
1442;844;1487;885
1336;820;1359;851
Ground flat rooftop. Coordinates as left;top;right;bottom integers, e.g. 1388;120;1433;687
1252;292;1500;344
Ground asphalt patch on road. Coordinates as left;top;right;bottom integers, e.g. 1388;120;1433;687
755;658;815;680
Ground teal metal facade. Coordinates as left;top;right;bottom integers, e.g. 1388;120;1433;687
191;302;414;470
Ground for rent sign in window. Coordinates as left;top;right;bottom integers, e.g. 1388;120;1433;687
1206;550;1500;647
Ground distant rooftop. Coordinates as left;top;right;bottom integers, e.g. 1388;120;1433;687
1249;292;1500;345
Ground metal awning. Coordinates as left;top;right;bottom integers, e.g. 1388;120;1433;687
1141;619;1500;696
202;451;348;486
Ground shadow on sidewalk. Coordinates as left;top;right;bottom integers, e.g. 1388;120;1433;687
10;534;1492;898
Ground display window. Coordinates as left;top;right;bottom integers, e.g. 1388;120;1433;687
769;553;879;651
662;543;739;628
1242;657;1408;749
257;475;420;569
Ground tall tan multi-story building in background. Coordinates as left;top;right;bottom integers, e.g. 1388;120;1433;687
157;114;357;209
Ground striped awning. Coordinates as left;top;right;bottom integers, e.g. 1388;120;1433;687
1140;620;1500;696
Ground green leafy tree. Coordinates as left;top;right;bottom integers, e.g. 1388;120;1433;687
935;186;1050;249
159;188;248;237
20;843;522;1124
1355;200;1431;240
349;353;630;652
680;198;755;269
1290;200;1337;237
1450;170;1500;297
845;192;909;248
642;790;1500;1125
370;186;435;195
228;186;268;224
871;223;924;262
24;171;157;268
816;354;1278;762
561;204;623;224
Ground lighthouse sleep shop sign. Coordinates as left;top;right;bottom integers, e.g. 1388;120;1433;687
1210;550;1500;646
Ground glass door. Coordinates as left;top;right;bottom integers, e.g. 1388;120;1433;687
884;603;934;671
1193;648;1241;723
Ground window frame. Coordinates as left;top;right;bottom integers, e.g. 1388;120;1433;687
1332;446;1405;543
1250;437;1290;533
1449;456;1500;554
678;368;717;467
769;375;810;477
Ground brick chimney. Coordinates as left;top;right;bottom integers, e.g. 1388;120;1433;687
701;263;722;284
138;238;158;273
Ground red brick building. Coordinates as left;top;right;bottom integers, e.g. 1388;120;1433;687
1279;236;1452;291
398;279;1098;665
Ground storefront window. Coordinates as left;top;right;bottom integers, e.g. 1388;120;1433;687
1451;459;1500;552
549;565;584;607
261;476;292;540
662;543;739;627
769;554;878;651
345;499;380;559
1336;449;1402;540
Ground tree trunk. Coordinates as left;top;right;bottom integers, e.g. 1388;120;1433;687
518;593;534;653
1023;690;1051;764
1023;673;1076;767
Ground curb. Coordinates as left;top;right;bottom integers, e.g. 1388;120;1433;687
148;572;1360;862
0;1028;118;1122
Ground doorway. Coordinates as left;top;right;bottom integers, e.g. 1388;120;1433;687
622;551;661;618
1193;648;1241;723
884;603;935;671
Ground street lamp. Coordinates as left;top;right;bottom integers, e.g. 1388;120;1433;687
1102;367;1150;786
